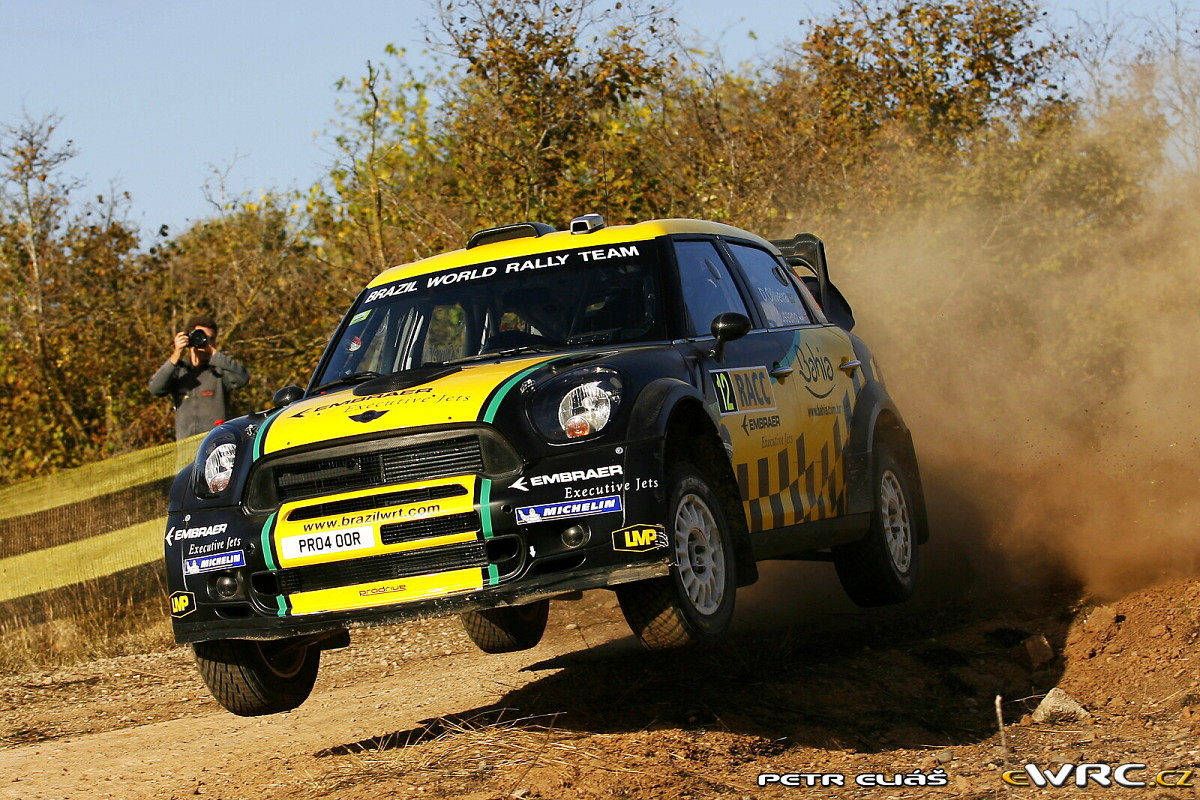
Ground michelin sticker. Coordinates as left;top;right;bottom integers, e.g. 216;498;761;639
184;550;246;575
515;496;622;525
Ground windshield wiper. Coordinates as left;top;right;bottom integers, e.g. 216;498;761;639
311;370;384;394
441;345;559;367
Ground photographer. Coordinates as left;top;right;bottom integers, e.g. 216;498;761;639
149;315;250;440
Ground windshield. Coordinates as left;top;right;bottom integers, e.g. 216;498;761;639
316;240;663;385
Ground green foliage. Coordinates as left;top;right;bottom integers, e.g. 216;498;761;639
801;0;1070;151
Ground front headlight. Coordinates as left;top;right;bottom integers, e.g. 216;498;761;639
530;368;622;442
558;381;613;438
193;428;240;497
204;443;237;493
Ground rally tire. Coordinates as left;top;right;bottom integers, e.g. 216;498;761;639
192;637;320;716
460;599;550;653
833;440;920;607
617;463;736;650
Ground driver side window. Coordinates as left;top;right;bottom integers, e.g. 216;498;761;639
726;242;812;328
674;240;749;337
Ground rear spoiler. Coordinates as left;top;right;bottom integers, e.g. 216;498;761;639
770;233;855;331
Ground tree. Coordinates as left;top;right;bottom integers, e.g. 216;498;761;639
0;113;146;477
799;0;1070;153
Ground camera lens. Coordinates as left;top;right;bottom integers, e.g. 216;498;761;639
188;329;209;348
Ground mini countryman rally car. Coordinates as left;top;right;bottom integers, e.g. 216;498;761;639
165;215;928;716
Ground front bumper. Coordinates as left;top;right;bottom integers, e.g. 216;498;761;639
171;560;666;644
165;433;669;643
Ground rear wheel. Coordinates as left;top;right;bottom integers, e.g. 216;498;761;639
833;441;920;606
193;637;320;716
616;463;736;649
460;599;550;653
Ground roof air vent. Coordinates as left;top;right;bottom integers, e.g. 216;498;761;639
569;213;606;234
466;222;557;249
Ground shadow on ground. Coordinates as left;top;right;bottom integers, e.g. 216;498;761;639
317;581;1081;759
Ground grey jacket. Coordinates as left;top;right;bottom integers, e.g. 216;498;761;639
149;351;251;440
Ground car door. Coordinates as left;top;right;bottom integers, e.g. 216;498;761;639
722;239;860;525
671;238;806;533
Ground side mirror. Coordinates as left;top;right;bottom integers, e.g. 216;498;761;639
272;385;305;408
709;312;751;362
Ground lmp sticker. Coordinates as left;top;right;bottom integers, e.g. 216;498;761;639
169;591;196;618
611;524;668;553
515;496;622;525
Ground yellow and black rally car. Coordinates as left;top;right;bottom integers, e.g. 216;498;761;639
165;215;927;716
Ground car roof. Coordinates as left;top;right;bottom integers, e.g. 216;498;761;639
366;218;778;288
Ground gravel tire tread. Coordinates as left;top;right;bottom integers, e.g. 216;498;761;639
614;579;693;649
616;462;736;650
193;639;319;717
460;599;550;653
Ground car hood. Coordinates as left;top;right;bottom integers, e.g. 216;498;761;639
257;355;562;456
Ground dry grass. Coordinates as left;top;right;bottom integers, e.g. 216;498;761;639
321;710;652;795
0;592;174;675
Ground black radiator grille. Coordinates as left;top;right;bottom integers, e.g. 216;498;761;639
273;436;483;503
380;512;480;545
274;541;488;595
287;484;468;522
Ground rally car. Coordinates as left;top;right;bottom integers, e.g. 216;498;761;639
164;215;928;716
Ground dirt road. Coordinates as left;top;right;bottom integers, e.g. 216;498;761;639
3;571;1199;800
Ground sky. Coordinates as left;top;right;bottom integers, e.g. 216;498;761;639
1;0;1191;238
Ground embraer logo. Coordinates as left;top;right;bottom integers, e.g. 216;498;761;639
349;409;388;423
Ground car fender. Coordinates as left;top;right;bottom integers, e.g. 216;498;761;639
626;378;760;586
843;380;926;540
625;377;707;445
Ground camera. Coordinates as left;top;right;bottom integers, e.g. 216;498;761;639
187;329;210;349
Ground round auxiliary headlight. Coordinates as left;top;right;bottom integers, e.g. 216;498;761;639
557;381;613;438
204;443;237;493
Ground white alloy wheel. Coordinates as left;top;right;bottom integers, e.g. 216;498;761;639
879;469;912;573
674;491;727;616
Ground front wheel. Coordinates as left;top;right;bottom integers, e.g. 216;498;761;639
833;441;921;606
193;637;320;716
616;463;736;649
459;599;550;653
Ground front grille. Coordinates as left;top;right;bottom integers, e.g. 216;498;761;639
273;436;483;503
274;541;488;595
288;484;468;522
380;512;479;545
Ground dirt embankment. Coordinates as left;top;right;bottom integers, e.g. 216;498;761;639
3;573;1199;800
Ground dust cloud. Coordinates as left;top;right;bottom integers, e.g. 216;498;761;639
736;94;1199;620
833;170;1200;602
